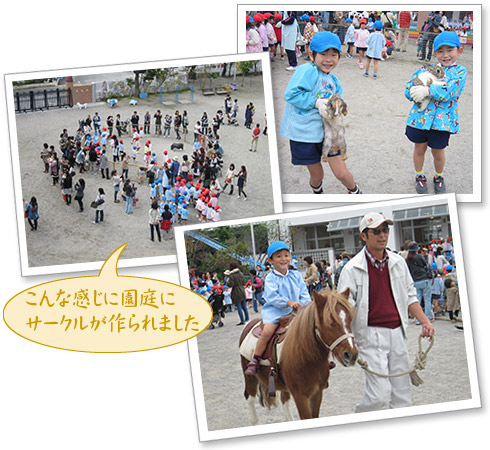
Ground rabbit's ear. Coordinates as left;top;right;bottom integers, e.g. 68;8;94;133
341;99;348;116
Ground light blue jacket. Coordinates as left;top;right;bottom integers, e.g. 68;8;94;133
366;31;386;59
406;64;467;134
280;63;343;143
345;24;355;44
262;269;311;324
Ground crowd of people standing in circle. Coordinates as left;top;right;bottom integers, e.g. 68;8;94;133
26;92;267;239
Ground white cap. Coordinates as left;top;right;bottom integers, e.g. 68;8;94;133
359;212;393;232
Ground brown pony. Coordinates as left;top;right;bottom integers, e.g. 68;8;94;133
239;289;358;423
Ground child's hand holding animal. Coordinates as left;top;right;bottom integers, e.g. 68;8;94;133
315;98;330;118
410;86;430;103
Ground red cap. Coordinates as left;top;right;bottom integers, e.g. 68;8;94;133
215;205;220;210
359;18;367;24
274;13;282;19
310;16;316;21
253;13;263;22
246;15;250;24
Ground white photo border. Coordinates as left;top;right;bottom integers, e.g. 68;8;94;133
6;52;283;276
175;192;480;441
237;4;482;203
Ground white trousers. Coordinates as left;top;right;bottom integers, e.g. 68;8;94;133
356;326;411;413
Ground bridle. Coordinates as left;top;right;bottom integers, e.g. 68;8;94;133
314;326;355;352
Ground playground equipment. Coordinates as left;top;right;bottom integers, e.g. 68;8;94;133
185;231;265;270
216;83;239;94
160;85;194;105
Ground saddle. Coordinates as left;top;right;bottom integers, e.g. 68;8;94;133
251;313;294;361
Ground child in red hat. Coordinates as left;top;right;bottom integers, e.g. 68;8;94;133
354;18;370;69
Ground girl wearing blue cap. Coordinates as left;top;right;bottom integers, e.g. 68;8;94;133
244;241;311;375
405;30;467;194
279;31;362;195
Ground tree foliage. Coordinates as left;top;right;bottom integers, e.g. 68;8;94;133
185;223;269;276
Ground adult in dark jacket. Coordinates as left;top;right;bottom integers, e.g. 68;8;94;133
406;241;433;322
225;262;248;325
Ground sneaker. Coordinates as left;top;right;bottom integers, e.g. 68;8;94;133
285;66;297;71
358;62;363;69
245;360;260;375
373;73;377;79
415;174;428;194
281;55;284;60
433;175;446;194
348;184;362;194
363;71;369;77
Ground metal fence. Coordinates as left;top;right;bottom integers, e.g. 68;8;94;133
14;88;73;113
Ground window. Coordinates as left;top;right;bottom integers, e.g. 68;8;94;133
304;225;346;251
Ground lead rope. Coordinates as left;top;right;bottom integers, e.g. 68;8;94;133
357;335;435;386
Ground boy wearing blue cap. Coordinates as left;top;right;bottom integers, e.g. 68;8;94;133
280;31;362;195
344;18;355;58
405;31;467;194
244;241;311;375
364;21;386;79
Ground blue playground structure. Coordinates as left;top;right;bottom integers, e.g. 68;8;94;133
185;231;265;270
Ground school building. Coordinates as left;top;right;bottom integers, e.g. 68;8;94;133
282;199;452;270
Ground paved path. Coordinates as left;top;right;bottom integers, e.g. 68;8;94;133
195;309;471;431
272;39;474;195
14;72;275;268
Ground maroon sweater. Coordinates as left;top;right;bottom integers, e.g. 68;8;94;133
367;256;402;329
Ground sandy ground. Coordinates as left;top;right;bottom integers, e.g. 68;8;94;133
194;310;471;432
273;39;474;195
14;74;276;268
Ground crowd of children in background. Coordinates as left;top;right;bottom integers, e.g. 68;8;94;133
190;235;461;331
33;92;265;239
246;10;473;68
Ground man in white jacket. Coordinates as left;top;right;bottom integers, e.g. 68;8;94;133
338;212;434;412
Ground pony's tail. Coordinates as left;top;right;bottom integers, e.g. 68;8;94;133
258;382;278;409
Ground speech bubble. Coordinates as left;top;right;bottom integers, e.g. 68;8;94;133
4;245;212;353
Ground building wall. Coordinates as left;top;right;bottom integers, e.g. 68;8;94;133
66;80;93;105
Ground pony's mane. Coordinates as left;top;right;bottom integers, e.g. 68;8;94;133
281;290;353;368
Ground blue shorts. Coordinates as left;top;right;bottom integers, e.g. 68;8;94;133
405;126;450;150
290;140;341;165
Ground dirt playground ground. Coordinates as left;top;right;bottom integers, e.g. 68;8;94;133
193;309;472;432
12;70;276;268
272;38;474;196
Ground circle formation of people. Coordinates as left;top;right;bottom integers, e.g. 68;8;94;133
30;93;267;240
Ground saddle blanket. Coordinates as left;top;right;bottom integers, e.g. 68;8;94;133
239;322;284;366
